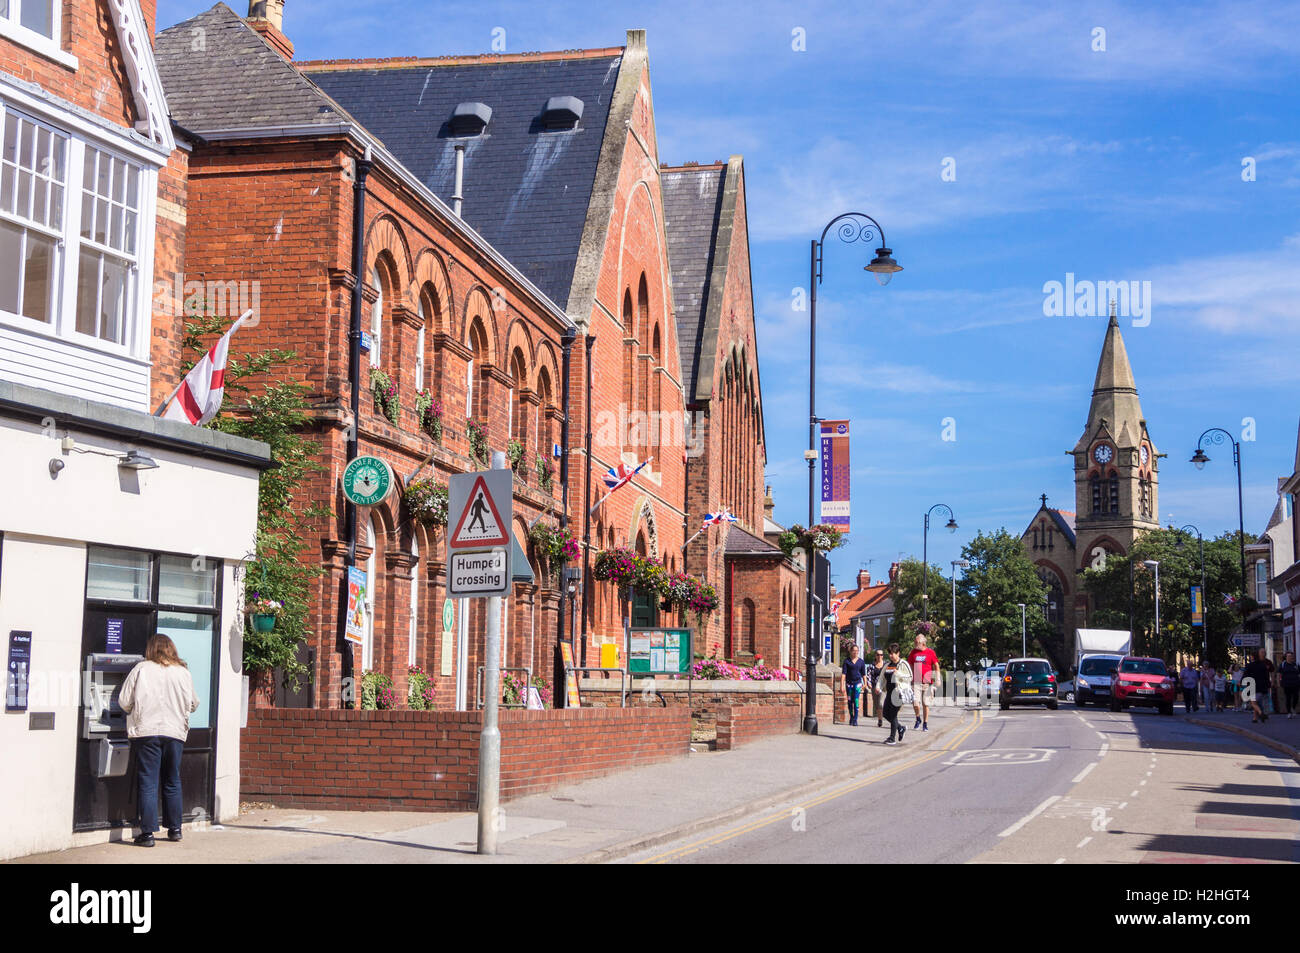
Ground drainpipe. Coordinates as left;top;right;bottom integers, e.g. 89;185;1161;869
556;327;576;703
579;334;597;668
340;145;371;701
452;143;466;217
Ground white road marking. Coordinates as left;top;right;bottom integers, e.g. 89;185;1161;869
1119;801;1128;809
1130;789;1139;797
999;795;1062;838
1099;742;1110;757
1072;762;1098;783
1054;857;1066;864
1146;770;1153;776
1096;731;1106;740
1140;779;1147;786
1077;836;1092;848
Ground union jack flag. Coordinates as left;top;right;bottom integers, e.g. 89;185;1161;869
701;509;739;530
603;457;651;493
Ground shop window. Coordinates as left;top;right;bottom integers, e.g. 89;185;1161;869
86;547;151;601
158;554;217;608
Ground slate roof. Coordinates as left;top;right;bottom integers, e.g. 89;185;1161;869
301;53;623;307
724;524;782;555
661;164;725;401
156;4;359;134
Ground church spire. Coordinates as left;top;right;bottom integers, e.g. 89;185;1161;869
1080;299;1143;444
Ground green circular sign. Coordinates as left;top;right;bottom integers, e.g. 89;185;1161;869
442;598;455;633
343;455;393;507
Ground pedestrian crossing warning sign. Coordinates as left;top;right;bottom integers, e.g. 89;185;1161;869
449;475;509;548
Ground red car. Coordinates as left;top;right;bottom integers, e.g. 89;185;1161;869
1109;656;1175;715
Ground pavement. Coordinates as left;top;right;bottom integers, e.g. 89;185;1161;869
628;699;1300;865
10;702;971;865
1187;702;1300;762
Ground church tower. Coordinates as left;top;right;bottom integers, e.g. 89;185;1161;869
1071;302;1160;573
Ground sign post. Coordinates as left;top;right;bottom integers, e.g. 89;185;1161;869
449;458;513;856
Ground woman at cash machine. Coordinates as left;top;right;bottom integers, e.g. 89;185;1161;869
118;634;200;847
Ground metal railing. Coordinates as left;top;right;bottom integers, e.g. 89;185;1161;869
569;667;628;708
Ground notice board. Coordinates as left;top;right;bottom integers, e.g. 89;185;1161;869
627;628;692;674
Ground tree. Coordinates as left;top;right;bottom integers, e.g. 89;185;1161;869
1082;527;1252;668
181;315;324;690
957;530;1054;669
890;558;952;654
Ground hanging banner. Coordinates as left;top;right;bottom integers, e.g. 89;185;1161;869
820;419;851;533
1190;585;1204;627
345;567;368;646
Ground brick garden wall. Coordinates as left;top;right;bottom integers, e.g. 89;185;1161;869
716;702;801;750
240;706;689;811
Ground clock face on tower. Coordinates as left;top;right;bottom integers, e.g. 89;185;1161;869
1093;444;1113;464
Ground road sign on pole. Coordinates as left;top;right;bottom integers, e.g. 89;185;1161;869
449;471;511;549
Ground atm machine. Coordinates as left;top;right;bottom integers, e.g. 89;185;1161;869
81;654;141;779
74;608;153;831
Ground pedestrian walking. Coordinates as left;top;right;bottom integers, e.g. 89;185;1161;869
1180;660;1200;714
1279;652;1300;718
865;648;885;728
907;633;940;731
1213;668;1226;712
1230;663;1244;710
842;643;868;726
118;633;200;847
1242;649;1271;724
1200;662;1216;713
876;643;913;745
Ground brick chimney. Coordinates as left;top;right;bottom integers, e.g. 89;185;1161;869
888;561;900;586
248;0;294;60
763;485;774;522
857;569;871;590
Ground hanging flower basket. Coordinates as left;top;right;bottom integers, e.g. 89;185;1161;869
592;545;638;588
779;523;847;558
246;595;283;633
507;439;525;471
535;452;554;492
404;477;449;527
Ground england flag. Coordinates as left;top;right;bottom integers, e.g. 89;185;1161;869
160;311;251;426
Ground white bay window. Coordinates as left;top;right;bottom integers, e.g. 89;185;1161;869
0;99;158;409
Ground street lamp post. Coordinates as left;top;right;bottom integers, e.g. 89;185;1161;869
922;503;958;620
952;559;969;701
1176;524;1207;657
804;212;901;736
1190;428;1248;641
1017;603;1026;658
1144;559;1161;653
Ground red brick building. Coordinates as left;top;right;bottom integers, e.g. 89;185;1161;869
152;2;794;706
664;158;801;664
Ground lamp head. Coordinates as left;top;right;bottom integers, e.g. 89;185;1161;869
865;247;902;286
1190;448;1209;470
945;518;958;534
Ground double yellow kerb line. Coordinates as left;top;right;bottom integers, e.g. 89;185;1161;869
639;709;985;864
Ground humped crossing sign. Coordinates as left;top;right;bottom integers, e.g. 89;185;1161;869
447;469;513;598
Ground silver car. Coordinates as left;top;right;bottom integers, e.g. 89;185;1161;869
979;665;1006;703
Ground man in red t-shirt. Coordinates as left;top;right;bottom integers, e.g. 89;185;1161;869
908;634;941;731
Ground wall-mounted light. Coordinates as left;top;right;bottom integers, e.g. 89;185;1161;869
118;450;159;471
49;458;65;478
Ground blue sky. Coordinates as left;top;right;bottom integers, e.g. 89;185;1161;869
160;0;1300;589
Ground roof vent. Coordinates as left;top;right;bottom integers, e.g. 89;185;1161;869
541;96;583;131
449;102;492;137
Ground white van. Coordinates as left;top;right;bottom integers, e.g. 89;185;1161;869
1074;653;1124;707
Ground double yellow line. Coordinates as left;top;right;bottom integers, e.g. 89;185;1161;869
639;709;985;864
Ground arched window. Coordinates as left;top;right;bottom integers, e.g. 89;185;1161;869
467;319;487;421
537;366;554;456
509;348;527;444
1091;476;1102;514
622;289;635;450
741;598;756;655
368;265;384;369
414;299;426;392
1108;475;1120;513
